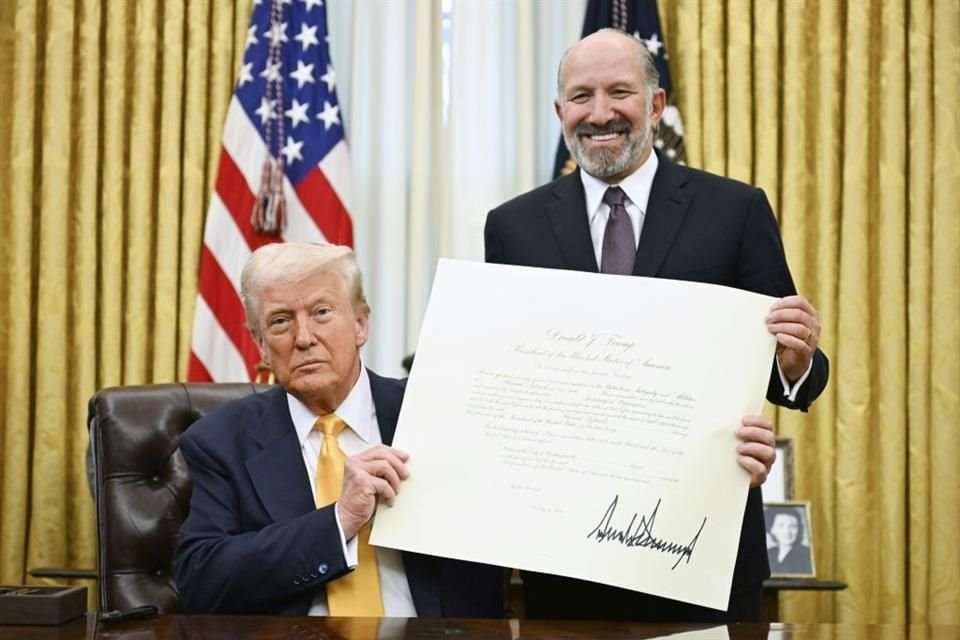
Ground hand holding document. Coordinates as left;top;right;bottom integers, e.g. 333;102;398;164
371;260;777;610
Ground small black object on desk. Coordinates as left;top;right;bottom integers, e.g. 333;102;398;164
98;605;159;623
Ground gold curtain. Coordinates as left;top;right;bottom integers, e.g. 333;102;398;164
660;0;959;624
0;0;252;602
0;0;957;624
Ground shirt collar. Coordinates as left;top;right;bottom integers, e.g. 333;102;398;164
289;365;374;447
581;149;659;223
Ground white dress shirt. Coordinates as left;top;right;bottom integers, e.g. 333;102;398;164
581;149;659;264
288;367;417;617
579;152;811;400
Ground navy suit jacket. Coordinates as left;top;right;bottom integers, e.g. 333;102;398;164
172;371;503;617
484;155;829;621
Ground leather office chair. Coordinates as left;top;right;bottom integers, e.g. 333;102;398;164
90;382;271;613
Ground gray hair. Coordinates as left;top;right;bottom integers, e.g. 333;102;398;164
240;242;370;338
556;28;660;100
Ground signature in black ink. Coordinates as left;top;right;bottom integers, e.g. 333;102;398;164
586;495;706;569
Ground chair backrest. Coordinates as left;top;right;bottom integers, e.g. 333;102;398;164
90;382;271;613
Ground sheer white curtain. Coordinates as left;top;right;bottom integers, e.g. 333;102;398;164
328;0;583;377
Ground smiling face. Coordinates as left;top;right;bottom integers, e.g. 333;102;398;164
769;512;800;546
556;30;665;184
255;269;369;414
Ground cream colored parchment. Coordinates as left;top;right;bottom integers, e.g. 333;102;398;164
371;259;777;610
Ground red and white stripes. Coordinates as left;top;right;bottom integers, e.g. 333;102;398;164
188;98;353;382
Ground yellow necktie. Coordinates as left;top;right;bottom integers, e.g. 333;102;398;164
313;414;385;617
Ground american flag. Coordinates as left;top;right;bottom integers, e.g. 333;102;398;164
188;0;352;382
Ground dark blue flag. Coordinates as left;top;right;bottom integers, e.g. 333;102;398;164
553;0;685;177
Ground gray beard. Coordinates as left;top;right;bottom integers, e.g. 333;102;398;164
564;111;654;179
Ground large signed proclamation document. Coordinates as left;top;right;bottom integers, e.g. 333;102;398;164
371;260;777;610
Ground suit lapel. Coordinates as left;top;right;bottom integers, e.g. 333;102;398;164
633;153;692;277
547;171;599;273
402;553;442;616
245;387;315;523
368;369;402;446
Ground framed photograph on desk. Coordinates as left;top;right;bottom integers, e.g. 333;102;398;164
764;438;794;502
764;501;816;578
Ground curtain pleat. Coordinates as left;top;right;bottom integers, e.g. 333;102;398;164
153;0;186;383
1;0;40;587
0;0;15;586
68;0;101;579
927;0;960;623
905;0;934;620
725;0;752;184
124;0;159;385
699;0;726;175
751;0;781;209
31;0;76;577
876;0;909;621
100;0;130;390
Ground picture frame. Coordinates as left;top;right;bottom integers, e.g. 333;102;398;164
763;500;816;578
764;437;794;503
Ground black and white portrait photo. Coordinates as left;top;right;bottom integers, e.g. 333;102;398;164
764;502;816;578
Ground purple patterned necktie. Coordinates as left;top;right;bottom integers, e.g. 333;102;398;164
600;186;636;275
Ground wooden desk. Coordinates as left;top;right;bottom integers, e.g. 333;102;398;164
1;615;957;639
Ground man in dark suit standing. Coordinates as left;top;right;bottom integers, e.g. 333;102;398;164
485;28;828;622
173;242;503;617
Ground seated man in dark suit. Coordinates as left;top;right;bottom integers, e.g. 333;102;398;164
173;242;503;617
485;28;828;622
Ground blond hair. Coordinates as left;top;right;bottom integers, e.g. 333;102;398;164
240;242;370;337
